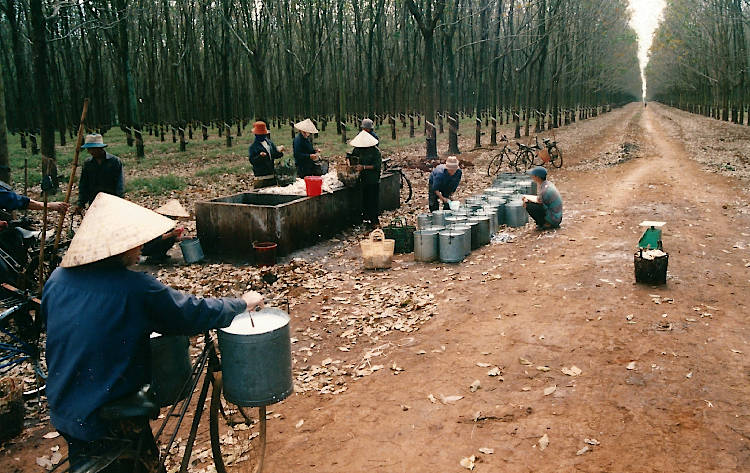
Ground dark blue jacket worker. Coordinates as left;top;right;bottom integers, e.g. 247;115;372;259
361;118;379;141
248;121;284;178
293;118;323;178
75;134;124;214
43;193;264;470
428;156;462;211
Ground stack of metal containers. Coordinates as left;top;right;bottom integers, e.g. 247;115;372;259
414;172;538;264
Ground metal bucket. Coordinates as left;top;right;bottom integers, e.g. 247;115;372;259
431;210;451;227
414;229;440;262
438;230;465;263
445;216;466;227
218;308;293;407
496;201;507;225
465;220;480;250
150;334;192;407
481;208;499;234
180;238;205;264
469;216;491;246
417;213;433;230
452;224;471;256
505;201;529;227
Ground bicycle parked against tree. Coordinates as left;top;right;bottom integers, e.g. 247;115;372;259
486;135;517;176
381;157;413;204
512;137;564;172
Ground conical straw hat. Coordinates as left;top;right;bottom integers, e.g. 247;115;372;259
294;118;319;134
61;193;175;268
349;130;379;148
155;199;190;218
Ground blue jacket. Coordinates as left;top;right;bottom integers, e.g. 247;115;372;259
78;153;124;207
43;266;247;441
293;133;319;178
248;136;283;177
0;182;29;210
428;164;462;197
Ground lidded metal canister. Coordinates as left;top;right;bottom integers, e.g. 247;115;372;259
414;227;441;262
438;230;465;263
504;201;529;228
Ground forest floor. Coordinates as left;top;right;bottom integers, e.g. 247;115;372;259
2;102;750;472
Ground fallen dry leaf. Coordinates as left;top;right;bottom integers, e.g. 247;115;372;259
576;445;590;455
539;434;550;451
561;366;582;376
460;455;476;470
42;432;60;440
543;385;557;396
441;394;464;404
626;361;636;370
295;419;304;429
469;380;481;392
478;447;494;455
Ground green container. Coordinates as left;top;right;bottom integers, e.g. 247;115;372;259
383;218;415;254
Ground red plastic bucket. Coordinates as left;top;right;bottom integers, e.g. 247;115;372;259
304;176;323;197
253;241;277;267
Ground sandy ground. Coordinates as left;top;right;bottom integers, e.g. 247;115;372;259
2;103;749;472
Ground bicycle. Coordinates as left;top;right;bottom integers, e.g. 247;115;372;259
52;328;270;473
540;137;563;168
381;157;413;204
486;135;517;176
513;141;540;171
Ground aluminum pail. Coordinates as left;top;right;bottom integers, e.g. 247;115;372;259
414;229;440;262
452;224;471;256
505;201;529;227
417;213;433;230
218;308;293;407
150;334;191;407
469;216;491;246
431;210;451;227
180;238;205;264
438;230;465;263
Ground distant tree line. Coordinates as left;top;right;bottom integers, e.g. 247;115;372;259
647;0;748;123
0;0;641;174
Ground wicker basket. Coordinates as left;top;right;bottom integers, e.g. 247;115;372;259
337;166;361;188
360;229;395;269
0;377;24;442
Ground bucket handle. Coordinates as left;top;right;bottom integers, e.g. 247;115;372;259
370;229;385;241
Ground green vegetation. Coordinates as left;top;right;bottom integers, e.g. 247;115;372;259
126;174;186;195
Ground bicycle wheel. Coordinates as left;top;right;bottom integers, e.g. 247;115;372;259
524;150;537;170
512;150;524;172
398;170;412;204
210;374;266;473
487;152;505;177
550;145;563;168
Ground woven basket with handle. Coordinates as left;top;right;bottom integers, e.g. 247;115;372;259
360;229;395;269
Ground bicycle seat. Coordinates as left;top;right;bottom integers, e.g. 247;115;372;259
542;138;551;144
99;385;159;421
15;227;40;240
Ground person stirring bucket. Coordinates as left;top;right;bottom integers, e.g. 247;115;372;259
428;156;462;211
248;121;285;187
140;199;191;263
348;130;382;227
293;118;323;178
42;193;264;472
522;166;563;230
73;134;124;216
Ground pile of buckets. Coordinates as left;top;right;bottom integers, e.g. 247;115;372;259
414;172;537;264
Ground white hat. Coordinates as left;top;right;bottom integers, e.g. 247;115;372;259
155;199;190;218
61;193;175;268
294;118;319;134
349;130;379;148
80;134;108;149
445;156;460;170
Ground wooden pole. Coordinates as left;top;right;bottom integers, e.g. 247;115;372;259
53;98;89;254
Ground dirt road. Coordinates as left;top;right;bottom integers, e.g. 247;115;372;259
264;104;750;472
3;103;749;472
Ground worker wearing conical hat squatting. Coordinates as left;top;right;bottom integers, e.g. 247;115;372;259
349;130;382;227
73;133;124;216
293;118;323;178
140;199;190;263
428;156;462;211
42;193;265;470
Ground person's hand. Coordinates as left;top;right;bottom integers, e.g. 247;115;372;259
48;202;70;213
173;227;185;240
72;205;84;216
355;165;363;172
310;154;319;161
522;196;528;203
0;221;7;230
241;291;264;312
260;152;268;157
277;145;285;152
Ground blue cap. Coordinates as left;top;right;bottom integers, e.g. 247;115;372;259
527;166;547;180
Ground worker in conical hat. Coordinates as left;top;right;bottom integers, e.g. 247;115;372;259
42;193;263;469
349;130;382;226
293;118;323;178
141;199;190;263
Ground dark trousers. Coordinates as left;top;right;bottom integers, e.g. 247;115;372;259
141;236;176;259
362;183;380;224
428;191;450;212
63;420;162;473
525;201;547;227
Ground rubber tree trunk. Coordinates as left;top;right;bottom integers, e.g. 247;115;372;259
0;62;9;183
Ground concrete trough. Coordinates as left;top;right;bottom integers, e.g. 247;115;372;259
196;173;401;259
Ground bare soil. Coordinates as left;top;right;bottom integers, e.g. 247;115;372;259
2;103;749;472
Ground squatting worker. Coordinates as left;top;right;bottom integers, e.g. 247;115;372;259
43;193;264;471
248;121;285;186
361;118;379;140
522;166;563;230
349;130;382;226
141;199;190;263
293;118;323;178
73;134;124;215
428;156;462;211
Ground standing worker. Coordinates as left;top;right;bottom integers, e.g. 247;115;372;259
73;134;124;215
248;121;285;187
293;119;323;178
43;193;264;471
522;166;563;230
349;130;382;227
428;156;462;211
361;118;379;140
